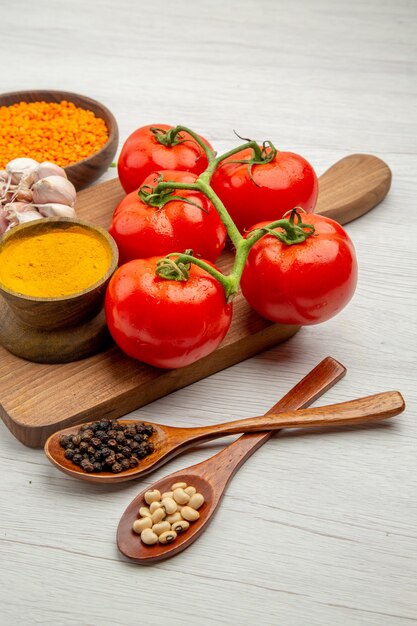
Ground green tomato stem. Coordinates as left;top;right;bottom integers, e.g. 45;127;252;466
144;125;315;301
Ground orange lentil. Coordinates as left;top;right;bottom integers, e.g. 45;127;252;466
0;100;109;169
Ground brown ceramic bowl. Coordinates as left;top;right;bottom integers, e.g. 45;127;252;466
0;217;119;363
0;89;119;190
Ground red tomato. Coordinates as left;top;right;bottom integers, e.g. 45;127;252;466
105;256;233;369
109;170;226;265
211;148;318;233
118;124;213;193
241;214;357;325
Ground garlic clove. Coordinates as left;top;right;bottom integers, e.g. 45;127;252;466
35;203;76;218
33;162;67;182
32;176;76;207
0;208;9;235
6;158;39;185
15;185;33;203
5;203;43;228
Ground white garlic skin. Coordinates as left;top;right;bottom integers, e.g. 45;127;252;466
6;158;39;184
33;162;67;182
35;203;76;218
32;176;76;207
5;204;43;229
0;208;9;235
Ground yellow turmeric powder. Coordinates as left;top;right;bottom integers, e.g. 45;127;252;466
0;226;112;297
0;100;109;169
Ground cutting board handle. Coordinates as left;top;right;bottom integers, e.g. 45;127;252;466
315;153;391;225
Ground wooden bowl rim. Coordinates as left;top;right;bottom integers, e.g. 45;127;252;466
0;89;118;168
0;217;119;302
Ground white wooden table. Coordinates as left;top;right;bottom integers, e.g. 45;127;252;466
1;1;416;624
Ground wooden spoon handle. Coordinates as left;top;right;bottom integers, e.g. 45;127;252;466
315;154;391;225
182;356;346;484
189;391;404;440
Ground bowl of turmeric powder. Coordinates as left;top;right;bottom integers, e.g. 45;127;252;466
0;217;119;363
0;90;119;190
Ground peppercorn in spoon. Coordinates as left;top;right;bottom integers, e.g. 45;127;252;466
45;381;404;485
116;360;404;563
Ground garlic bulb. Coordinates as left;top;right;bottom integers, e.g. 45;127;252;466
36;203;76;218
33;161;67;182
32;176;76;207
0;158;78;235
6;158;39;185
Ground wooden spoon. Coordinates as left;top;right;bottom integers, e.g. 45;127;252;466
115;358;340;562
46;385;403;485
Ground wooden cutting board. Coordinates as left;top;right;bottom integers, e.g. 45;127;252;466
0;154;391;447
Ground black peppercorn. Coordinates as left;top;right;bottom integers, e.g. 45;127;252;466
111;462;123;473
115;452;125;462
81;429;94;442
72;453;83;465
71;434;81;446
81;459;95;472
129;457;139;468
99;419;110;429
107;439;117;449
105;453;116;466
90;437;101;448
107;429;117;439
59;434;71;447
121;446;132;458
64;449;74;460
79;441;89;452
115;432;126;444
93;462;103;472
120;458;130;471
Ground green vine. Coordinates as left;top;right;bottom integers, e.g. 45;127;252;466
142;126;315;301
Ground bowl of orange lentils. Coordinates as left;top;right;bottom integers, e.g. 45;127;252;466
0;90;118;190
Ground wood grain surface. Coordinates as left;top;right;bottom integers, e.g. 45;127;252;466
0;0;416;625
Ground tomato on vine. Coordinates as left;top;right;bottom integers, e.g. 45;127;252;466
109;170;227;265
211;146;318;233
241;211;358;325
105;255;233;369
118;124;214;193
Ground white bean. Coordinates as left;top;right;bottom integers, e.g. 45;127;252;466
158;530;177;544
161;497;177;515
161;491;174;499
139;506;152;518
181;506;200;522
132;517;152;534
173;488;190;505
171;482;187;490
152;521;171;536
149;501;163;513
144;489;161;504
151;508;166;524
171;520;190;534
140;528;158;545
188;493;205;510
166;512;183;524
184;486;197;497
